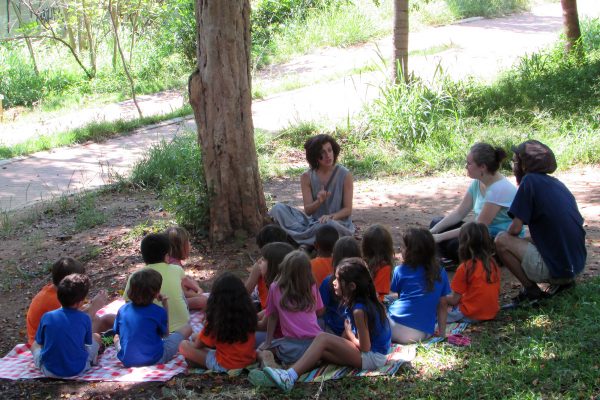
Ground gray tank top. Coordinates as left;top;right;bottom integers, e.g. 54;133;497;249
309;165;350;220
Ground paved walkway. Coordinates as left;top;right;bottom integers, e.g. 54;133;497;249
1;1;599;212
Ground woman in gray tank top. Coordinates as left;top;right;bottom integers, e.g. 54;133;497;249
269;134;355;246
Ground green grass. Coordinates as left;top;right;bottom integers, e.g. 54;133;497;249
253;277;600;398
0;105;192;159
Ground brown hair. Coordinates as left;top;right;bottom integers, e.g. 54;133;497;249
51;257;85;286
458;222;499;284
402;228;440;292
470;142;507;174
332;236;362;268
165;226;191;261
127;269;162;306
304;134;341;170
276;250;316;312
362;224;394;278
57;273;90;308
261;242;295;287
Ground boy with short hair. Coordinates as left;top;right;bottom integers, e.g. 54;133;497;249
123;233;192;337
310;225;339;287
114;269;189;367
26;257;112;345
32;274;101;377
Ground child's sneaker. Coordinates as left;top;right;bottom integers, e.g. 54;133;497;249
248;369;277;387
264;367;294;392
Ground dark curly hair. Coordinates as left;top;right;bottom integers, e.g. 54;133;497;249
362;224;394;278
127;269;162;306
304;134;341;170
204;272;257;344
470;142;507;174
336;257;388;338
57;273;90;308
458;222;499;285
402;228;440;292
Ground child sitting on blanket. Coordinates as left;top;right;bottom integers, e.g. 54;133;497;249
245;224;289;310
249;257;391;391
31;274;102;378
123;233;192;336
319;236;361;335
165;226;208;311
258;251;324;366
26;257;113;346
362;224;394;301
114;269;190;367
179;272;257;372
387;228;449;344
446;222;501;323
311;224;339;287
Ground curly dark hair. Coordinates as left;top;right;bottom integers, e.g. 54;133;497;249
458;222;499;285
470;142;507;174
336;257;388;338
128;269;162;306
204;272;257;344
402;228;441;292
304;134;341;170
51;257;85;286
57;273;90;308
362;224;394;278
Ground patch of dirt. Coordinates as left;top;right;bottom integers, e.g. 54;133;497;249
0;167;598;398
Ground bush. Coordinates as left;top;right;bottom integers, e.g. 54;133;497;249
130;132;209;234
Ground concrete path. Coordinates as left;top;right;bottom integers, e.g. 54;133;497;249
1;1;599;212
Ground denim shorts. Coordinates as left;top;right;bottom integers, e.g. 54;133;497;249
269;337;314;365
205;349;228;373
159;332;185;364
361;351;387;370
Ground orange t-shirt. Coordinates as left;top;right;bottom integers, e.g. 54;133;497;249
311;257;333;288
451;259;500;321
257;275;269;309
198;327;256;370
373;264;391;302
26;283;61;344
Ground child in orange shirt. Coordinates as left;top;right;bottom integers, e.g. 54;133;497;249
179;272;257;372
310;225;339;287
26;257;111;345
446;222;501;322
362;225;394;302
165;226;207;311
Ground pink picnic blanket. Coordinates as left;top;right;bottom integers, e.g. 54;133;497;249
0;300;205;382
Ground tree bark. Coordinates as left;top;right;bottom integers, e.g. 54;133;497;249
393;0;409;83
10;0;39;75
189;0;267;242
560;0;582;53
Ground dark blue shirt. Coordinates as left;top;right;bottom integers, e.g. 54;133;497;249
345;302;391;355
319;275;345;335
114;302;168;367
388;264;450;334
509;173;586;279
35;307;92;377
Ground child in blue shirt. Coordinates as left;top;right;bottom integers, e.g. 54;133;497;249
32;273;101;378
114;268;190;367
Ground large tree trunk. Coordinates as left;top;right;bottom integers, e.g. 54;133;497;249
189;0;267;242
393;0;409;83
560;0;582;53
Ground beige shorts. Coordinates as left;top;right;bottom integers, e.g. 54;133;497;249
522;243;574;285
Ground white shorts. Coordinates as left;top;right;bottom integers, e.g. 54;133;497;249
361;351;387;370
521;244;574;284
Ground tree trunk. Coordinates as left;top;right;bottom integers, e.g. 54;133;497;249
10;0;39;75
393;0;409;83
560;0;582;53
189;0;267;242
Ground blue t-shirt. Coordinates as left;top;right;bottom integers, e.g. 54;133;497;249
114;302;168;367
467;178;520;237
509;173;586;279
319;275;345;336
388;264;450;334
345;302;391;355
35;307;93;377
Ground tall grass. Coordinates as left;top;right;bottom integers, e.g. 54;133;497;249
412;0;530;26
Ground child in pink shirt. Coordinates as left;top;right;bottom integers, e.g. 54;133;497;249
258;250;324;365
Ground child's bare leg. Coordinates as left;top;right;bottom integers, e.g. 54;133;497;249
93;314;115;333
258;349;281;369
179;340;209;367
176;323;193;339
292;333;362;376
186;294;208;311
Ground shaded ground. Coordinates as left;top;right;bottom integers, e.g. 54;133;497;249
0;166;598;399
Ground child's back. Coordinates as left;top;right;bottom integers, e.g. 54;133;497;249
311;256;333;287
318;276;344;335
451;259;500;320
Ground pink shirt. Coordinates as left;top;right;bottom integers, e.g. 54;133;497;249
265;282;323;339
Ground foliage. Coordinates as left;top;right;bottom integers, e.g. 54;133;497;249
411;0;529;26
130;131;209;235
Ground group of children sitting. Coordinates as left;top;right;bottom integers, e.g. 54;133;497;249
24;221;500;392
